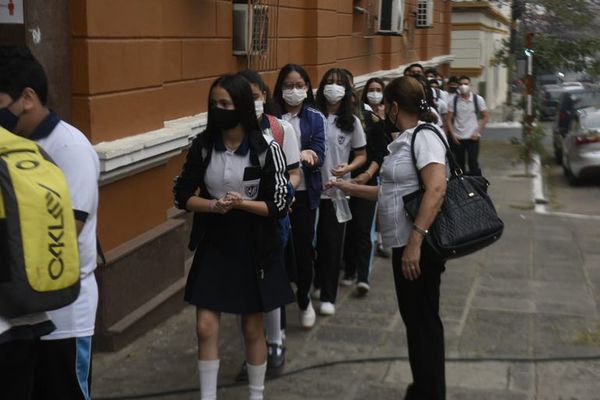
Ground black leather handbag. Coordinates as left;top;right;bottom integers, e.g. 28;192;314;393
403;124;504;260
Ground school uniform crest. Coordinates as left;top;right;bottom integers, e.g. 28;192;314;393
244;183;259;199
337;134;346;145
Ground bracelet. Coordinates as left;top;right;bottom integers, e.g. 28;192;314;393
412;224;428;237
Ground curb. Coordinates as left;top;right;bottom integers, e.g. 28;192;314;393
531;152;600;221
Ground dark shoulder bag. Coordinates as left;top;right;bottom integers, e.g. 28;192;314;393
403;124;504;260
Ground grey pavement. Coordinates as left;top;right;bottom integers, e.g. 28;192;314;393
92;129;600;400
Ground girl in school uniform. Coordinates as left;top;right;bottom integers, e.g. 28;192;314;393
272;64;326;329
341;77;392;294
173;74;294;400
314;68;367;316
236;68;301;375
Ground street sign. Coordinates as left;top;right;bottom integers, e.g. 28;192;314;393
0;0;24;24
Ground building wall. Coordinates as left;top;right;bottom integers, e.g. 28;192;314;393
68;0;453;350
70;0;453;253
450;0;510;109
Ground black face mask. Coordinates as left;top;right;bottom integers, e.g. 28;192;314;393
211;106;240;131
448;87;458;94
0;105;20;132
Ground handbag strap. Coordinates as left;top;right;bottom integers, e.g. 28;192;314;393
409;123;463;188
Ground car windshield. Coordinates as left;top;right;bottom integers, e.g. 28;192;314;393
546;90;563;100
574;91;600;110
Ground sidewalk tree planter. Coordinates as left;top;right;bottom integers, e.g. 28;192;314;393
519;122;547;177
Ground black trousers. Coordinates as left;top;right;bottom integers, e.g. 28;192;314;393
33;337;93;400
290;191;316;310
343;195;377;283
392;246;446;400
0;339;36;399
0;337;93;400
315;199;346;303
451;139;481;176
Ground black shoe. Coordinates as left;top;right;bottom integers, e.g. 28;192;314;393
235;361;248;382
266;343;285;376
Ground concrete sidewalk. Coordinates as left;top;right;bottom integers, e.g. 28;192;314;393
92;137;600;400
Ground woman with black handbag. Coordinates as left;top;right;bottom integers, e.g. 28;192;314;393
328;76;448;399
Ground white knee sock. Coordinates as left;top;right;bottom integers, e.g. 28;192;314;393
247;361;267;400
264;308;282;345
198;359;220;400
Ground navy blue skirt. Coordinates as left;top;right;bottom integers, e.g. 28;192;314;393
184;210;295;314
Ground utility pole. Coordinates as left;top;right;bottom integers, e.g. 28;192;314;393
507;0;522;108
524;32;535;135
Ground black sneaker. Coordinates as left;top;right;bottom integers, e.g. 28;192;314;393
266;343;285;376
235;361;248;382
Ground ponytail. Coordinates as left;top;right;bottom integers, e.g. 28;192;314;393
417;98;438;124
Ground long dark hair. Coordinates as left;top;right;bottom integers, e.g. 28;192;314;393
237;68;282;118
205;74;260;137
316;68;355;133
360;77;385;107
383;76;438;124
273;64;316;111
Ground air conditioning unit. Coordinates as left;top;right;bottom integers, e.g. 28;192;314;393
378;0;405;35
416;0;434;28
233;3;269;56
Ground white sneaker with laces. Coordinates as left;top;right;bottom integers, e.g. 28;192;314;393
319;302;335;316
339;277;354;287
300;302;316;329
356;282;370;295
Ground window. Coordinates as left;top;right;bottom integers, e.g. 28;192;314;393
378;0;405;35
416;0;433;28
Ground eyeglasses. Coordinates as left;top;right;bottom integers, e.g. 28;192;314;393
282;82;306;90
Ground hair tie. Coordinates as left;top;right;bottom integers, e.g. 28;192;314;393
419;99;429;113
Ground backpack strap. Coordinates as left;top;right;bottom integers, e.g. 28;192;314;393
266;114;284;147
452;94;458;126
474;94;480;119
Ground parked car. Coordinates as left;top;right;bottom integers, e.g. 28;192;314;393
556;106;600;185
539;85;565;120
562;81;585;89
553;89;600;165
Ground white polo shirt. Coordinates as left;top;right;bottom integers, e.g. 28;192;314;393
33;112;100;340
378;123;448;249
321;115;366;198
448;93;487;140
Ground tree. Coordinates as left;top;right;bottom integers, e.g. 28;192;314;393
493;0;600;74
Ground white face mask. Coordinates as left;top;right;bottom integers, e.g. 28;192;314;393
282;88;307;107
366;91;383;105
323;83;346;104
254;100;264;118
459;84;471;94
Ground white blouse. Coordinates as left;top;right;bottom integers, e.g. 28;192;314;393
378;123;448;249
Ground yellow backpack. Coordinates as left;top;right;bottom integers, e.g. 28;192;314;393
0;127;80;317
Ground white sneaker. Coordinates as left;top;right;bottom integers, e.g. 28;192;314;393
339;277;354;287
300;302;316;329
356;282;370;296
319;302;335;316
310;288;321;301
